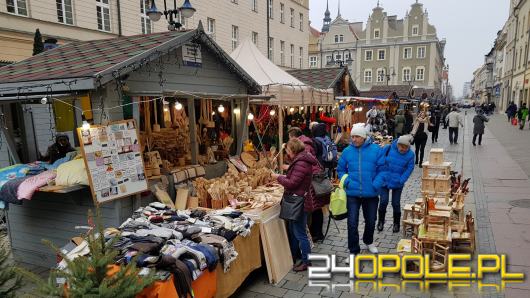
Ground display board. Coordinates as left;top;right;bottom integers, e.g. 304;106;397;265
77;120;148;204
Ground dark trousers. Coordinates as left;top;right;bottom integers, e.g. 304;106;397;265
449;127;459;144
431;127;440;142
414;138;427;164
472;134;483;145
378;188;403;221
309;209;324;240
347;196;378;254
287;212;311;264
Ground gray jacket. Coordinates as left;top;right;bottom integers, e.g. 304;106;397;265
445;111;463;128
473;114;489;135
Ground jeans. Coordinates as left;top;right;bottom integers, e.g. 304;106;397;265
287;212;311;264
472;134;483;145
378;188;403;220
449;127;459;144
347;196;378;254
414;138;427;164
431;127;439;142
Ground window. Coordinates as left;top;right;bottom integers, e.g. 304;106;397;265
290;44;294;68
207;18;216;37
299;47;303;68
365;50;373;61
344;52;351;62
290;8;295;28
326;55;332;63
252;31;258;45
280;3;284;23
96;0;111;32
310;56;317;68
56;0;74;24
6;0;27;15
280;41;285;66
412;25;419;36
269;37;274;60
377;68;385;83
417;46;426;59
231;25;239;51
377;49;385;60
364;70;373;83
374;29;380;39
403;47;412;59
299;13;303;31
231;0;238;3
334;35;344;43
251;0;257;12
268;0;273;19
416;67;425;81
335;54;342;62
140;0;152;34
402;68;411;82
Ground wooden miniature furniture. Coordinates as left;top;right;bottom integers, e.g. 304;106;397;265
450;191;466;223
452;211;476;254
429;148;445;165
424;242;450;272
418;209;452;245
421;161;452;178
402;204;423;237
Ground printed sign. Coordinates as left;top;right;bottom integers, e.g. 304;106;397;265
77;120;147;204
182;43;202;67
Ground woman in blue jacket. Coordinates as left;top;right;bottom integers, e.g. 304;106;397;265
337;125;384;255
376;135;415;233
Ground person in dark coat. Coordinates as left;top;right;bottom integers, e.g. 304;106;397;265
429;106;442;143
506;102;517;122
43;134;75;164
376;135;415;233
404;109;414;134
472;109;489;146
272;138;320;272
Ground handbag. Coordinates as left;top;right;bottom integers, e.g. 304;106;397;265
312;172;333;199
329;174;348;220
279;193;305;221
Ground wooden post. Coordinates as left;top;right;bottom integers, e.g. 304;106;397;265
236;98;249;156
187;97;198;164
278;99;284;172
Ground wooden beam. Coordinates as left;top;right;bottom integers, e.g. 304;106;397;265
187;97;198;164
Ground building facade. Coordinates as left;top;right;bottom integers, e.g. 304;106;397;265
462;81;472;99
0;0;309;69
309;1;446;96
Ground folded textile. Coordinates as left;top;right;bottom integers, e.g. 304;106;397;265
137;254;161;268
0;176;27;205
160;239;207;271
133;228;182;240
183;259;203;280
212;228;238;242
130;242;161;254
0;164;29;189
17;170;56;200
55;159;88;186
181;239;218;271
192;234;238;272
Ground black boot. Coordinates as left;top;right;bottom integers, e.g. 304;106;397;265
377;209;385;232
392;213;401;233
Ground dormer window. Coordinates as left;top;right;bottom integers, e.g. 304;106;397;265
374;29;381;39
334;34;344;43
412;25;419;36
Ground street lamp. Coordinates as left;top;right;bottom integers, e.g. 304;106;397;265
378;66;396;86
146;0;196;31
327;49;353;67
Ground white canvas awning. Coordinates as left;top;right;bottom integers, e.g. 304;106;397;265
230;39;333;106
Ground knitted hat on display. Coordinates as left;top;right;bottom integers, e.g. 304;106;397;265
397;134;413;146
350;124;367;138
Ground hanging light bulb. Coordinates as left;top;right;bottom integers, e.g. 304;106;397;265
269;109;276;116
248;113;254;120
40;96;48;105
339;100;344;103
233;107;240;114
289;107;295;113
82;120;90;130
300;106;304;111
163;107;169;112
175;102;183;110
212;111;216;116
319;107;324;111
218;104;225;113
359;107;363;112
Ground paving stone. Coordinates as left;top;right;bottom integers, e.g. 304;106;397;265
283;289;305;298
283;280;306;291
284;272;303;282
302;285;322;294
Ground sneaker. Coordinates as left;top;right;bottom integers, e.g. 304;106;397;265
293;262;311;272
367;244;379;254
472;143;476;146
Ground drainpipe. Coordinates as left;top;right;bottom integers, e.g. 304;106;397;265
267;0;270;59
117;0;123;36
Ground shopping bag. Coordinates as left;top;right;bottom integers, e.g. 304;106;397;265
329;174;348;220
512;118;518;126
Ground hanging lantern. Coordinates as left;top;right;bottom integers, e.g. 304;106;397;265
269;110;276;116
248;113;254;120
218;104;225;113
175;102;183;110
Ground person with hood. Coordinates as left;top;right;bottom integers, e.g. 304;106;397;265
337;125;384;255
394;110;406;138
472;109;489;146
271;138;320;272
445;107;463;144
411;111;429;167
43;134;76;164
376;135;415;233
517;103;529;130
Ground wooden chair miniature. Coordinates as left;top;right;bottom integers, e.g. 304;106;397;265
452;211;476;254
421;210;451;243
451;191;466;223
402;204;423;237
427;242;449;272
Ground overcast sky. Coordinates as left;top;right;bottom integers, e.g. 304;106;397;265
309;0;510;98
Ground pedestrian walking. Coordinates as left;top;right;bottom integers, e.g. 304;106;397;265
517;103;529;130
394;110;406;138
506;102;517;123
472;109;489;146
377;135;415;233
411;111;429;167
442;105;450;129
429;106;442;143
336;125;384;255
272;138;320;272
404;109;414;134
445;107;463;144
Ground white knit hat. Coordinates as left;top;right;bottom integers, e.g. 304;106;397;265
309;121;319;130
350;124;367;138
397;134;413;146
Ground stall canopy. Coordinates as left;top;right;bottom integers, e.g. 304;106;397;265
336;96;389;103
230;39;333;106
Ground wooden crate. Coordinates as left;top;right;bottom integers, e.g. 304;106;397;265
422;161;452;178
429;148;445;165
421;177;436;192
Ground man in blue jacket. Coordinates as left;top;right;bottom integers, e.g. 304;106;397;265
376;135;415;233
337;125;384;255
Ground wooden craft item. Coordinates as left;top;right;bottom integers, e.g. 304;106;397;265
241;152;257;169
260;205;293;283
207;99;215;128
199;99;208;126
151;183;175;209
153;98;161;132
187;196;199;209
175;187;189;210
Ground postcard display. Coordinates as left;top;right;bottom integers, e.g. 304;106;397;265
77;120;148;203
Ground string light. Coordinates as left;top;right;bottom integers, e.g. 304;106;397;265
269;110;276;116
163;107;169;112
217;104;225;113
40;96;48;105
248;113;254;120
233;108;240;114
289;107;295;113
175;102;183;110
211;111;216;116
300;106;304;111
